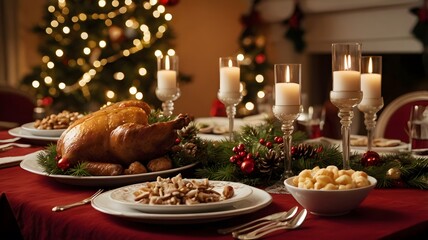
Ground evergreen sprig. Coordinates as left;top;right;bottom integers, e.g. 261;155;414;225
35;120;428;189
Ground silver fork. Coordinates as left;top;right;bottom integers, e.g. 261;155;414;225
52;189;104;212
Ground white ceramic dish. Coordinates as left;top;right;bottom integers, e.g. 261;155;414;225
20;150;198;187
194;117;266;141
92;186;272;224
284;176;377;216
305;136;409;153
109;180;253;213
8;127;60;142
21;122;66;137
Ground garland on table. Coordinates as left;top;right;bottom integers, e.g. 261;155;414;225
176;122;428;189
38;117;428;189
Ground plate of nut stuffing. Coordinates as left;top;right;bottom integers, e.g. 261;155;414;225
11;111;83;140
109;174;253;213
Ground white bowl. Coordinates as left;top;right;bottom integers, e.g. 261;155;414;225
284;176;377;216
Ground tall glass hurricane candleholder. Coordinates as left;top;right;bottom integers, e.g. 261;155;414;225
218;57;242;141
330;43;362;170
266;64;302;194
357;56;383;151
156;55;180;117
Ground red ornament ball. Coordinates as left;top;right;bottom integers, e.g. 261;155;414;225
255;53;266;64
240;159;255;174
159;0;180;6
361;151;381;167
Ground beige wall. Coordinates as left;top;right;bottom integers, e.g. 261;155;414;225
17;0;251;118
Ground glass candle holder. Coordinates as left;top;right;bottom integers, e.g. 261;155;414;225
330;43;362;170
218;57;242;141
266;64;302;194
358;56;383;151
156;55;180;117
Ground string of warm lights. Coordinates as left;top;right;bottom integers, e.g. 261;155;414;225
31;0;175;104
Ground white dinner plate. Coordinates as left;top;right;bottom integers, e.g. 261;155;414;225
20;150;198;187
8;127;60;142
109;180;253;213
195;117;266;141
92;186;272;224
21;122;66;137
305;136;409;153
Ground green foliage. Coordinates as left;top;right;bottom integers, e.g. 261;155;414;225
36;120;428;189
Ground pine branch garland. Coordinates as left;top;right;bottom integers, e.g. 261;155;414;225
36;120;428;189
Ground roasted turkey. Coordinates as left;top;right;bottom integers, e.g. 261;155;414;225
56;100;191;173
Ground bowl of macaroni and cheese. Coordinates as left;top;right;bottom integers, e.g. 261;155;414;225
284;165;377;216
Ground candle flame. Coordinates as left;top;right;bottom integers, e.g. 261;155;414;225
165;55;170;70
368;57;373;74
228;59;233;68
344;54;351;70
285;65;290;83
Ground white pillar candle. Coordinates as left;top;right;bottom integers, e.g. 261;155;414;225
361;73;381;98
275;82;300;105
220;65;240;93
333;70;361;91
157;70;177;89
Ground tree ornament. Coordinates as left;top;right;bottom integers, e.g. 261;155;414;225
255;53;266;64
361;151;381;166
108;26;125;43
159;0;180;6
386;167;402;180
240;159;255;174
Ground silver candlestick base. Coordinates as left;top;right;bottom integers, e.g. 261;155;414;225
218;91;242;141
330;91;362;170
156;88;181;117
358;97;384;151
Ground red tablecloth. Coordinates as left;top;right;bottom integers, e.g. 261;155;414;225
1;131;427;240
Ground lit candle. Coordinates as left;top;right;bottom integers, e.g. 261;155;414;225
333;55;361;91
275;66;301;105
219;60;240;92
361;57;381;98
157;56;177;89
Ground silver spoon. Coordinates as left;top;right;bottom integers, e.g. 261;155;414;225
217;206;298;235
236;209;307;240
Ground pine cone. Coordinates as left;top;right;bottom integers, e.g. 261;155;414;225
183;142;197;157
257;148;283;174
291;143;318;161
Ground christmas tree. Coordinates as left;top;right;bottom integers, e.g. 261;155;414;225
236;0;271;116
21;0;188;112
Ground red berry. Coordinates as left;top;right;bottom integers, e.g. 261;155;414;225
240;159;255;174
266;141;273;149
232;146;239;153
57;158;70;170
239;151;247;158
245;153;253;161
259;138;266;145
229;156;238;163
237;143;246;152
175;138;181;144
274;136;283;143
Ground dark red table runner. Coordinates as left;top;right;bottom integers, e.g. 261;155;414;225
0;131;427;240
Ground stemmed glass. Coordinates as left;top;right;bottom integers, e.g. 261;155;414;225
266;64;302;194
357;56;383;151
218;57;242;141
156;55;180;117
330;43;363;170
